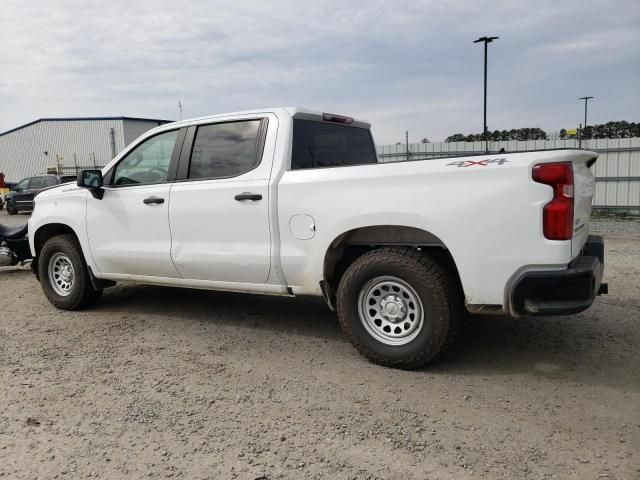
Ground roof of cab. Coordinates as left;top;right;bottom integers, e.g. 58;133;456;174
163;107;371;130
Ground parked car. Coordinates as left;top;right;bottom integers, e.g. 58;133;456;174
5;174;76;214
26;108;607;368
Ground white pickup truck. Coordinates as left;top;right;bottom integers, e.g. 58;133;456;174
27;107;607;368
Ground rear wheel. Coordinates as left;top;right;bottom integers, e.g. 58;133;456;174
38;234;102;310
336;247;462;369
6;200;17;215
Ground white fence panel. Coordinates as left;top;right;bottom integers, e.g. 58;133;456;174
376;138;640;209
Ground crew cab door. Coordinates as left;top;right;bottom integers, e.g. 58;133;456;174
86;128;185;278
24;176;46;209
10;177;33;209
168;115;275;284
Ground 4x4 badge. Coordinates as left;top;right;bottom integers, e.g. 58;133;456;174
447;158;509;167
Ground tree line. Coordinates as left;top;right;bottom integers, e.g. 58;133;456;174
445;128;547;142
560;121;640;140
443;121;639;143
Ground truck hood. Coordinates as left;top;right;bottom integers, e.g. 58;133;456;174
35;182;83;200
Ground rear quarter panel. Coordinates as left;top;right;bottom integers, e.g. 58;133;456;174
571;153;597;258
278;151;584;307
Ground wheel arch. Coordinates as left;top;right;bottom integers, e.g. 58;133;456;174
33;222;113;290
321;225;462;309
33;223;80;257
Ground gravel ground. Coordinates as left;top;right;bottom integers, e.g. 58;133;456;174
0;210;638;480
591;215;640;235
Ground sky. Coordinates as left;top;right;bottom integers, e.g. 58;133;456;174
1;0;639;143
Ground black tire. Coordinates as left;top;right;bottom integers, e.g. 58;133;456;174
336;247;462;369
6;200;17;215
38;234;102;310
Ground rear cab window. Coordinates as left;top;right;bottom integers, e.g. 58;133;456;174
291;119;377;170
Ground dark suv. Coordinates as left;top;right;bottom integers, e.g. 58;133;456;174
5;174;76;214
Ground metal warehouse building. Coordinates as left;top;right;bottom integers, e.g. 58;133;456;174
0;117;172;182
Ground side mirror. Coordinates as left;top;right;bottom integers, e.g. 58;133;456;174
77;169;104;199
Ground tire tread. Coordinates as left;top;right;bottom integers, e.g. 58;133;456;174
336;247;462;369
38;234;101;310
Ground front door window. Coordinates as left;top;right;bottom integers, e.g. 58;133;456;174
28;177;45;190
14;179;29;191
112;130;178;186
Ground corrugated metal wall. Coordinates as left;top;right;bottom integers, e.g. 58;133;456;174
377;138;640;209
123;119;165;147
0;120;125;181
0;119;164;182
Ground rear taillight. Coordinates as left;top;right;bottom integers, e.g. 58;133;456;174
532;162;574;240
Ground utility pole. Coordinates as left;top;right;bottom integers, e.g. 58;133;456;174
405;130;410;162
474;36;499;153
578;123;583;149
579;96;594;145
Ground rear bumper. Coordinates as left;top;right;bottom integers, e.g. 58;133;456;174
509;235;607;316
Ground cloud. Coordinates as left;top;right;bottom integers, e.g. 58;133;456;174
1;0;638;142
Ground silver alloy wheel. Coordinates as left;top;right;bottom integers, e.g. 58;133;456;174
357;276;424;346
48;252;75;297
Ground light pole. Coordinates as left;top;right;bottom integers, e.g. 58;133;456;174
579;96;594;138
474;36;499;153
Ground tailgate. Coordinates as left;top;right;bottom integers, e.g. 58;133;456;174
571;152;598;259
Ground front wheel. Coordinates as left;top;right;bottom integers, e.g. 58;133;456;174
336;247;462;369
38;234;102;310
6;200;17;215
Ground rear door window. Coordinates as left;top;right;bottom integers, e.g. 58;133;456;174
44;176;58;187
291;120;377;169
188;120;262;179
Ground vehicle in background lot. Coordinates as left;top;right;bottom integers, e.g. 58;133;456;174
26;108;607;369
5;174;76;214
0;221;30;267
0;173;6;210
